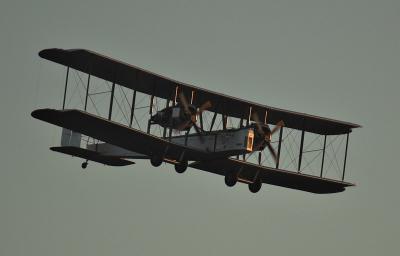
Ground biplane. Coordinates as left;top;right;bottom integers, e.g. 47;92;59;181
32;48;361;194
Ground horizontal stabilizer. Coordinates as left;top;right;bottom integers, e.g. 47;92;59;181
51;146;135;166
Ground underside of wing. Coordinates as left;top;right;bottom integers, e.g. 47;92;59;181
190;159;354;194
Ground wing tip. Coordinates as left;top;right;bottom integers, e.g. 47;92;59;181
38;48;91;59
31;108;56;120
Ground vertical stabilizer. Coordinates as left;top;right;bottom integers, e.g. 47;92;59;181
61;128;81;147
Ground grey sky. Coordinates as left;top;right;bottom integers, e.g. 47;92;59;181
1;0;399;255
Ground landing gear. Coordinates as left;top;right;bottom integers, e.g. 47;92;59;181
224;171;238;187
249;179;262;193
81;161;88;169
150;155;163;167
174;160;188;173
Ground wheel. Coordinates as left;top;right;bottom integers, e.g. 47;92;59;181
81;162;88;169
150;155;163;167
224;171;237;187
249;179;262;193
174;160;188;173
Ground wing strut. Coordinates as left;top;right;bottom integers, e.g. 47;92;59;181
162;99;170;138
297;129;305;172
320;135;327;177
342;133;350;181
147;94;154;134
84;74;91;111
209;110;218;131
276;126;283;169
62;67;69;110
108;82;115;120
129;90;137;127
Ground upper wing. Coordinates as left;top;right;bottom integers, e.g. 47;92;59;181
190;159;354;194
39;48;360;135
31;108;220;162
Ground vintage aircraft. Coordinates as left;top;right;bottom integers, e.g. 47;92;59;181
32;48;361;193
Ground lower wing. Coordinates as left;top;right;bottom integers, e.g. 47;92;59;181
31;108;212;162
190;158;354;194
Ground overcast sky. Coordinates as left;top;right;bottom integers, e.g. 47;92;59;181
1;0;399;255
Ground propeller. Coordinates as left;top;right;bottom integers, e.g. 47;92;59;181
178;93;212;140
251;112;284;164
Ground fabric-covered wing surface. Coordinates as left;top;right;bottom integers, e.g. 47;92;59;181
39;48;360;135
190;159;354;194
